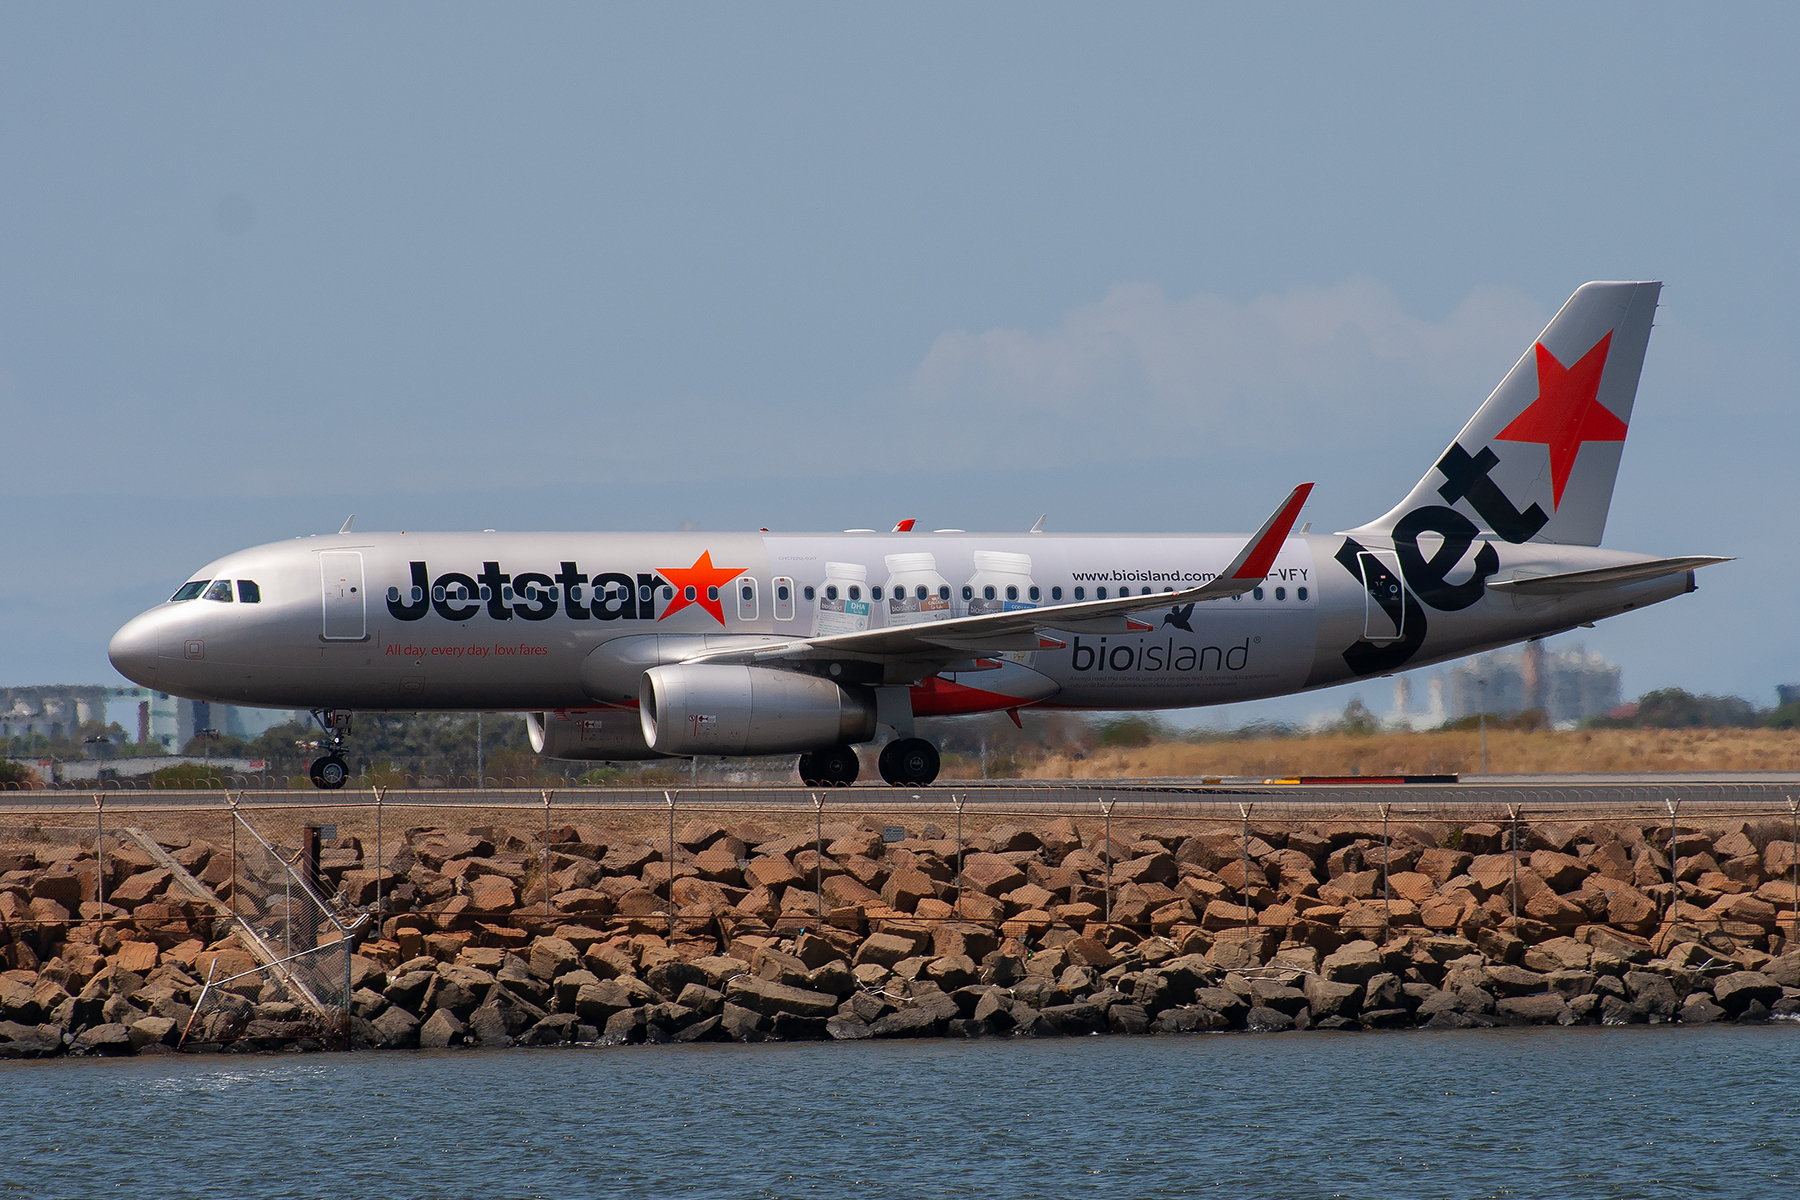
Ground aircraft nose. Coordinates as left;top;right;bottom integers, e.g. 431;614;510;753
109;611;168;687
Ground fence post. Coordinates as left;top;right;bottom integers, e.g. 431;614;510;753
542;788;556;917
1506;803;1520;921
814;791;825;924
1665;797;1681;923
1237;802;1253;939
664;789;676;938
374;785;385;919
954;793;966;921
1379;802;1391;945
94;793;105;909
1100;797;1115;928
1789;795;1799;945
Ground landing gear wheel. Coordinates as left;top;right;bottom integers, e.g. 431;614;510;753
797;744;861;787
310;754;349;790
878;738;940;787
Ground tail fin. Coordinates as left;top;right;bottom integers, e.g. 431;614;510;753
1352;280;1661;547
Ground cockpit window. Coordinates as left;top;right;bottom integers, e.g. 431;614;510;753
203;580;234;602
170;581;209;602
237;580;261;603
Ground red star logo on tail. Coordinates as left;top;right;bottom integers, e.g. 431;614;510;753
1494;332;1626;509
655;551;746;623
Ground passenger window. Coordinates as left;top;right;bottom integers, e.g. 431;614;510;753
872;586;883;600
938;585;950;601
773;576;795;621
1141;587;1152;596
411;586;424;603
1028;586;1039;601
170;581;209;602
803;586;815;601
661;586;673;600
961;586;974;601
203;580;233;602
826;585;838;601
1074;587;1085;601
1097;587;1107;599
1275;586;1286;601
848;586;861;601
641;585;653;603
705;586;718;602
685;585;698;601
387;586;400;603
480;586;492;601
1051;586;1062;601
1253;587;1265;600
1298;586;1309;601
237;580;261;603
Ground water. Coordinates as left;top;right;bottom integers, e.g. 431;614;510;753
4;1027;1795;1198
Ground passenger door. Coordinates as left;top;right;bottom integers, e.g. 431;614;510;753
321;551;367;640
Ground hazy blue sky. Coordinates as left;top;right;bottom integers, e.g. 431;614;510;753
3;5;1795;725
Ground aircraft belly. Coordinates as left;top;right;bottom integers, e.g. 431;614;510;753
1041;606;1318;709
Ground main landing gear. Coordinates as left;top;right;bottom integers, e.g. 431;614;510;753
878;738;940;787
309;709;352;790
797;744;861;788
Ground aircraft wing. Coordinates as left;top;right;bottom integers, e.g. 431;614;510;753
685;483;1313;669
1485;555;1731;596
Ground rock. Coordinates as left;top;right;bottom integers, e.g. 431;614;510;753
1039;1003;1104;1035
70;1022;135;1056
724;975;839;1019
1482;965;1549;998
1679;995;1727;1024
469;989;546;1044
1712;971;1782;1017
1496;994;1570;1024
826;1013;873;1039
601;1008;645;1045
678;983;725;1015
1244;1005;1294;1032
1250;979;1309;1017
127;1016;177;1050
383;970;435;1013
672;1015;725;1043
1303;976;1361;1020
1107;1003;1151;1034
924;955;979;991
854;932;927;968
370;1007;421;1049
1622;971;1679;1019
1321;942;1384;985
1194;987;1248;1025
528;937;581;981
1763;952;1800;989
0;1021;63;1059
719;1002;769;1042
419;1009;468;1048
868;1007;941;1038
1545;970;1597;999
1151;1005;1229;1032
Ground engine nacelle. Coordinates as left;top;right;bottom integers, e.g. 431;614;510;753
525;709;670;761
639;664;876;756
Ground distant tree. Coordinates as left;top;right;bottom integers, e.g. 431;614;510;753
1329;698;1383;737
0;759;39;787
1588;688;1759;729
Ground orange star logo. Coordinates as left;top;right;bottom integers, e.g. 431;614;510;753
655;551;746;623
1494;333;1626;509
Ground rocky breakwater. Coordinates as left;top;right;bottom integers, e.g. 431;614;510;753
4;813;1800;1055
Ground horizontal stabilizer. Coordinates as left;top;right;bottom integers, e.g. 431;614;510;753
1485;556;1730;595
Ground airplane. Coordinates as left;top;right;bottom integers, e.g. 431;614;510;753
109;281;1725;789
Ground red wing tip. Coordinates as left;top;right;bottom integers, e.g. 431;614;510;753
1126;617;1154;632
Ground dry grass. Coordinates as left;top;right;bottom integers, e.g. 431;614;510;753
946;727;1800;780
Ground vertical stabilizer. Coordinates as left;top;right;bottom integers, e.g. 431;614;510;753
1352;280;1661;547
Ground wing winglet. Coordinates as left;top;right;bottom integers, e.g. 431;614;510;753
1222;483;1314;581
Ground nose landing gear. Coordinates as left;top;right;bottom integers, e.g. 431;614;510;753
308;709;352;790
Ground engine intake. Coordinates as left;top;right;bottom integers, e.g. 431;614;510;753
526;710;669;761
639;664;875;756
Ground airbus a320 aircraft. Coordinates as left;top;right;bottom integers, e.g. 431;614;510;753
111;281;1724;789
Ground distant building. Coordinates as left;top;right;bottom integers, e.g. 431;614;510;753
1447;644;1622;726
2;685;304;752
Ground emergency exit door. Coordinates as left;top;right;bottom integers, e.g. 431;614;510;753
321;551;367;640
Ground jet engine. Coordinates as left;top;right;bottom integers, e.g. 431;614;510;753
525;709;669;761
639;664;875;756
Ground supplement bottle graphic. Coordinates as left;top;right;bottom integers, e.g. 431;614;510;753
882;552;953;626
813;562;871;636
962;551;1038;616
